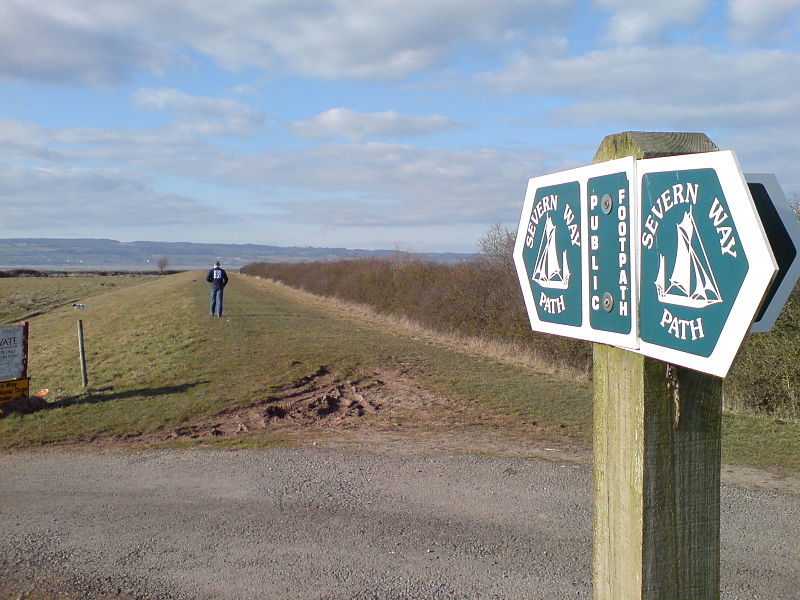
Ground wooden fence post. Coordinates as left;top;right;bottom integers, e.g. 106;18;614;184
592;132;723;600
77;319;89;389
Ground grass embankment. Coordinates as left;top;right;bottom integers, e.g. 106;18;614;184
0;272;797;475
0;272;589;451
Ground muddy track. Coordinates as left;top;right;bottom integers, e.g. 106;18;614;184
117;364;513;446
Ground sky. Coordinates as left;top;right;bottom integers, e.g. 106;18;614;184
2;0;799;253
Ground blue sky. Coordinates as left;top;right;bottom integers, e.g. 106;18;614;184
2;0;799;252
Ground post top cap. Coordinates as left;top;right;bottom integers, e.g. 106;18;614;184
593;131;719;163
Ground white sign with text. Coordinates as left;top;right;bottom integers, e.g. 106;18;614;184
0;324;28;381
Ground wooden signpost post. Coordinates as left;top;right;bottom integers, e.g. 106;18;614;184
514;131;783;599
593;133;724;600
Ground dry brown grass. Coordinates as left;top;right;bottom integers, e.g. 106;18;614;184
250;275;591;383
242;259;592;377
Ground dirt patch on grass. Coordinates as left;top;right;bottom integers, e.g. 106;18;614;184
252;365;386;424
119;365;524;446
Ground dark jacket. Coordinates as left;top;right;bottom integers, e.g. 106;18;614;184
206;267;228;290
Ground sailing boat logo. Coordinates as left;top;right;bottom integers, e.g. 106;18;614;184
532;215;570;290
655;207;722;308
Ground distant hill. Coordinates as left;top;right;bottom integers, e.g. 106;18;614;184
0;238;474;270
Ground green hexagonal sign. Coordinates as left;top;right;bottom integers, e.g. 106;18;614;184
637;151;777;376
520;179;583;327
514;158;638;348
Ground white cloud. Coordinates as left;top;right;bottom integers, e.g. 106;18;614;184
0;1;183;86
0;0;577;85
291;108;462;141
133;88;264;137
1;119;219;179
592;0;710;44
549;92;800;130
728;0;800;41
218;142;564;226
479;44;800;129
164;0;576;80
1;115;562;230
0;120;70;163
0;165;230;232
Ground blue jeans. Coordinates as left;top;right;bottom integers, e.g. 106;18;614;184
210;287;224;316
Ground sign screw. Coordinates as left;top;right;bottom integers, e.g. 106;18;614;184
601;193;613;214
602;292;614;312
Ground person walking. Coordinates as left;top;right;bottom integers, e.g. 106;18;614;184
206;261;228;317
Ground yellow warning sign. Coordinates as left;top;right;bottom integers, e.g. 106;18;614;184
0;378;29;405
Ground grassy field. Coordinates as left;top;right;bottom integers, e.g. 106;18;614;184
0;272;797;476
0;272;156;324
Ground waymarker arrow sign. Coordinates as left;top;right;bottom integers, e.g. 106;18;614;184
514;150;779;378
744;173;800;333
636;151;776;376
513;157;638;349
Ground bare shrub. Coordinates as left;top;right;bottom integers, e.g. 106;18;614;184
240;217;800;418
242;249;800;418
477;222;515;270
157;256;169;274
789;191;799;219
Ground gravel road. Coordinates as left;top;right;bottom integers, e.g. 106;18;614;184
1;448;797;599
